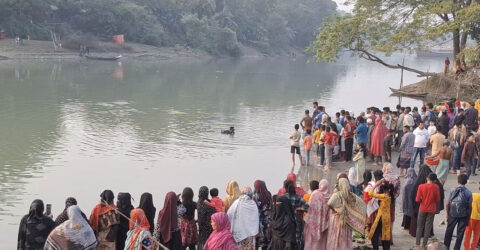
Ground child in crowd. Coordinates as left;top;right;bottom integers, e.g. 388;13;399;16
324;126;337;170
428;121;437;137
318;125;327;167
304;129;313;166
303;180;319;203
204;188;224;212
383;130;394;163
290;124;302;167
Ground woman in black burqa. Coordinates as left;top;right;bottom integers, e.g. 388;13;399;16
116;192;134;250
269;195;297;250
18;199;55;250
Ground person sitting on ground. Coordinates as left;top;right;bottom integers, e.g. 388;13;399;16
303;180;319;203
204;188;224;212
45;205;98;250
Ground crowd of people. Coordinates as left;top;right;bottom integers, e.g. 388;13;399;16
17;99;480;250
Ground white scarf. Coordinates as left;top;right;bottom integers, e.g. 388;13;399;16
227;194;260;242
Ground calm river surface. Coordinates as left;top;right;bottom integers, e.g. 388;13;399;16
0;54;442;247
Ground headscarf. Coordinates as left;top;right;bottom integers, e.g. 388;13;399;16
204;212;239;250
402;169;418;216
304;179;330;246
254;180;272;209
197;186;216;244
328;178;366;235
138;192;156;233
117;193;133;217
223;181;241;212
382;162;401;198
89;190;117;232
227;186;260;242
271;195;296;243
156;191;178;243
117;192;134;250
28;199;45;222
45;205;98;250
125;208;152;250
278;173;306;196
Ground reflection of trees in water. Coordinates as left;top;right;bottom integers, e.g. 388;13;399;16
0;64;62;208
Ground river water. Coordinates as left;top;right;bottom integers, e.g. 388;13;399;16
0;54;442;248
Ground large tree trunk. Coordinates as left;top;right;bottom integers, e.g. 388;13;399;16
453;29;461;68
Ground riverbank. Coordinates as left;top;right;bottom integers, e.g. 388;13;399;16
397;69;480;102
0;39;213;60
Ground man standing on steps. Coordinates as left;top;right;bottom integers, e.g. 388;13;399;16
444;174;472;250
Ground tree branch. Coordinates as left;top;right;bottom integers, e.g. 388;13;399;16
356;49;437;77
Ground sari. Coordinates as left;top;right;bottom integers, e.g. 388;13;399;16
327;179;366;250
304;179;330;250
204;212;239;250
45;205;97;250
223;181;241;212
125;208;156;250
89;190;119;249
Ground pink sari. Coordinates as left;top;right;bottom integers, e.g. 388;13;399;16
204;212;239;250
304;180;330;250
370;115;387;156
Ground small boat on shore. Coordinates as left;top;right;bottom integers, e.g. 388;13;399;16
84;55;122;61
389;87;428;98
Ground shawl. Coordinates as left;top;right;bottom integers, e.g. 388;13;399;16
304;180;330;245
370;115;388;156
138;192;156;233
45;205;97;250
328;178;366;236
157;191;178;243
271;195;296;243
204;212;239;250
382;163;401;198
227;191;260;242
90;190;116;232
254;180;273;209
125;208;152;250
223;181;241;212
402;169;417;216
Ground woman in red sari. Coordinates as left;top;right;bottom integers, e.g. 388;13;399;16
370;114;388;166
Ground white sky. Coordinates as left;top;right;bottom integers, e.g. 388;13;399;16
334;0;353;12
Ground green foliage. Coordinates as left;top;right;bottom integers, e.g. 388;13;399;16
0;0;337;56
309;0;480;63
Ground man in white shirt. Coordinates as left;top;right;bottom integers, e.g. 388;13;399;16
404;107;415;129
411;121;430;168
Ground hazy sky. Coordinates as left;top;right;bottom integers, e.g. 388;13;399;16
334;0;353;12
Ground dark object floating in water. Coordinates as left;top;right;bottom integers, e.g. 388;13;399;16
221;126;235;135
389;87;428;98
85;55;122;61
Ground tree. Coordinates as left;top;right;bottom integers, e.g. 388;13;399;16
308;0;480;71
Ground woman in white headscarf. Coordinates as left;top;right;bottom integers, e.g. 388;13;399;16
45;205;98;250
227;186;260;250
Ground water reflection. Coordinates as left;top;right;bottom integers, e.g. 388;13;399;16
0;55;440;248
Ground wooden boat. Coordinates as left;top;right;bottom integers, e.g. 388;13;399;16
389;87;428;98
85;55;122;61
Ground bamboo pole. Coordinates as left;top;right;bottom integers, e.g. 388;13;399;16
101;201;169;250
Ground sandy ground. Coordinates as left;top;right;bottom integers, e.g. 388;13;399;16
291;147;479;250
0;39;211;60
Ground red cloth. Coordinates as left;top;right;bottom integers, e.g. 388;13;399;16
127;208;151;250
157;192;178;243
325;131;338;146
277;173;306;196
370;116;387;156
89;203;116;232
344;121;356;139
204;212;239;250
464;219;480;250
415;183;440;213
